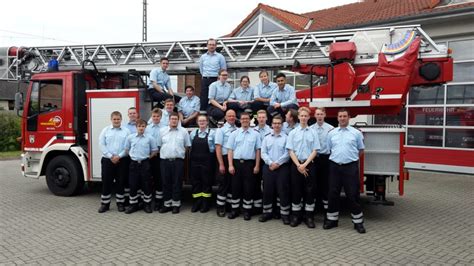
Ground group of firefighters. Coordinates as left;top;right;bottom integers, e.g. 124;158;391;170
97;38;367;234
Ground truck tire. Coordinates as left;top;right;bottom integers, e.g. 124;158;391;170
45;155;84;196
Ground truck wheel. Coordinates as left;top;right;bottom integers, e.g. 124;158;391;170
45;155;84;196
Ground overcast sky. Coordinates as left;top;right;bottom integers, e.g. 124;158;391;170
0;0;357;47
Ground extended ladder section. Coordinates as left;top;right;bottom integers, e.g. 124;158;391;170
0;25;447;81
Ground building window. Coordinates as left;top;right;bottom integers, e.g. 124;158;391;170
446;107;474;126
447;84;474;104
408;85;444;105
407;128;443;147
452;62;474;83
407;107;444;126
449;39;474;61
241;20;259;37
445;129;474;148
239;12;290;37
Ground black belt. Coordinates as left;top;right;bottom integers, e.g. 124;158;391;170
330;160;358;166
131;158;149;164
163;158;184;162
318;154;330;158
298;160;314;164
202;76;217;79
234;159;255;164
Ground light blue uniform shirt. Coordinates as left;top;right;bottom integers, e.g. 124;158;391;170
255;82;277;100
178;95;200;118
270;84;298;107
286;125;321;161
310;122;334;155
225;127;262;160
145;123;162;144
215;122;238;155
125;133;158;161
208;81;232;104
124;121;137;134
254;124;272;141
327;126;365;164
158;126;191;159
99;125;130;159
189;128;216;153
199;51;227;77
282;122;299;135
148;68;172;93
229;87;254;101
261;131;290;166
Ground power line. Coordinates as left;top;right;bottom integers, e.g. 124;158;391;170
0;28;80;44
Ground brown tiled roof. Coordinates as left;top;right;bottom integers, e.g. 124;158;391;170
304;0;446;31
227;0;474;37
228;3;311;37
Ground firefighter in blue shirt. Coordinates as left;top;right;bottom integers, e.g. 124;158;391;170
199;38;227;111
157;112;192;214
252;110;272;214
267;73;298;120
214;109;238;217
97;111;130;213
226;112;262;220
310;107;334;215
324;108;366;234
227;76;254;117
251;70;277;113
286;107;320;228
207;69;232;123
145;108;164;211
259;115;291;224
123;119;158;214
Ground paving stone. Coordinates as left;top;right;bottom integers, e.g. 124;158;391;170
0;160;473;264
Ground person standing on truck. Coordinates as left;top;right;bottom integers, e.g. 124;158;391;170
259;115;291;224
207;69;232;124
214;109;238;217
145;108;164;211
189;114;216;213
178;85;200;127
158;112;191;214
97;111;131;213
124;119;158;214
148;57;180;106
267;73;298;121
227;76;254;118
286;107;320;228
226;112;261;221
324;108;366;234
199;38;227;111
252;110;272;215
310;107;334;217
251;70;277;113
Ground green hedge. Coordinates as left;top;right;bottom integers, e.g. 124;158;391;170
0;111;21;152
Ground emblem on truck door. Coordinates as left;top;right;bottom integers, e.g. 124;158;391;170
29;135;35;144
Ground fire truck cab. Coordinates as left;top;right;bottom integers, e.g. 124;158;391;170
17;69;148;195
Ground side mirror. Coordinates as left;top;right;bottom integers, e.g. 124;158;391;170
14;92;23;113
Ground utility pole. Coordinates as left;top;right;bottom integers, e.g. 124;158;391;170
142;0;147;42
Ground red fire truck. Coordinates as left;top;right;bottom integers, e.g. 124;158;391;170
0;25;453;202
